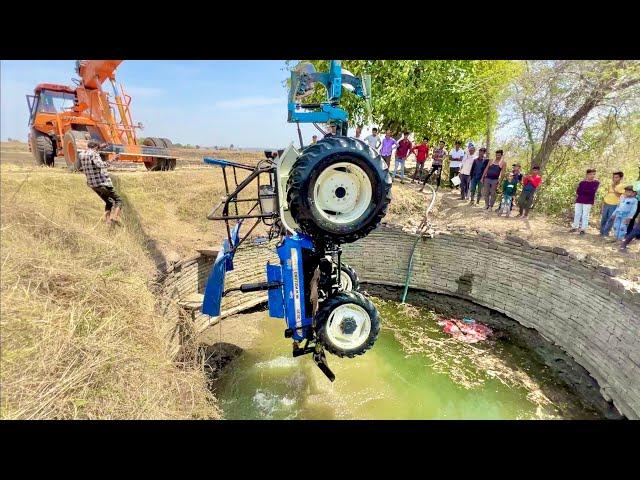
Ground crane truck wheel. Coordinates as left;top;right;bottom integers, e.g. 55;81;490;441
31;130;55;167
337;263;360;292
159;138;174;149
63;131;89;172
286;137;392;245
142;137;162;171
143;138;174;171
158;139;176;170
315;291;380;358
144;158;161;171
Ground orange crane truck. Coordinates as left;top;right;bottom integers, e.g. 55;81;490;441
27;60;177;171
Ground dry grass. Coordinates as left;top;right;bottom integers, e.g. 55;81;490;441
0;163;219;419
3;139;633;419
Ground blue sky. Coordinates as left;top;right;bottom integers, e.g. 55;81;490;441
0;60;324;148
1;60;518;149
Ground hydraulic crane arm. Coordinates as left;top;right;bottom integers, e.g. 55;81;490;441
74;60;138;145
76;60;123;89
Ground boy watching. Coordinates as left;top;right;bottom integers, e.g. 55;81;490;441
497;172;518;217
411;137;430;183
570;169;600;235
609;186;639;240
600;171;625;236
517;166;542;218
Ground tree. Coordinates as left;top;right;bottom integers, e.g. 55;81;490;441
506;60;640;171
287;60;520;145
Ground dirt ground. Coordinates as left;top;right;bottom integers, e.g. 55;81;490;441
388;161;640;284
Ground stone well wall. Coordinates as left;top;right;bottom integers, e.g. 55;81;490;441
158;241;277;356
157;225;639;418
341;225;640;419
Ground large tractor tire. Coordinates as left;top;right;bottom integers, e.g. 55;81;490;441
63;131;90;172
30;130;55;167
315;291;380;358
159;137;174;149
143;137;176;171
159;138;177;170
143;157;162;171
286;137;392;245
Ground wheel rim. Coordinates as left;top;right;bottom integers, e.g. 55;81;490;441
324;303;371;350
313;161;372;224
339;270;353;291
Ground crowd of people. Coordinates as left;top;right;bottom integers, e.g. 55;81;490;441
321;125;640;251
571;169;640;251
349;128;546;218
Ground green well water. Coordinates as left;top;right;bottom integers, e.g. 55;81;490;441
213;298;600;420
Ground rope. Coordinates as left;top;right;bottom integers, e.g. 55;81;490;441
401;183;437;304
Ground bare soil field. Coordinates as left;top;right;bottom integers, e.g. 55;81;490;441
394;179;639;283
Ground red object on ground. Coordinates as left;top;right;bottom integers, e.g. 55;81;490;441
438;318;493;343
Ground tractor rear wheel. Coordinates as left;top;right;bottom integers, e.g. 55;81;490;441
315;291;380;358
63;131;90;172
286;137;392;245
144;157;176;171
31;130;55;167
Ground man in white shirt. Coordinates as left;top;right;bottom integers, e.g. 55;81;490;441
449;140;465;189
459;142;476;200
364;127;381;151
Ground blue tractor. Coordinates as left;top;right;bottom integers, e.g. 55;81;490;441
201;61;392;381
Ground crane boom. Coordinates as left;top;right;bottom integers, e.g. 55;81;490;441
27;60;177;171
76;60;123;89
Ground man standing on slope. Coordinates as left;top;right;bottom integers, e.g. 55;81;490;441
78;141;123;226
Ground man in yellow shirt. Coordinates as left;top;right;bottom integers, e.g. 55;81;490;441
601;171;625;236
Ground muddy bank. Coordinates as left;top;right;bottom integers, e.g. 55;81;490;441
363;283;624;419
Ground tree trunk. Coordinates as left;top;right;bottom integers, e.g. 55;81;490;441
485;107;491;153
531;92;604;170
530;72;636;171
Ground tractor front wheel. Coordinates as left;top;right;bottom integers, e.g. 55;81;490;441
63;131;90;172
315;291;380;358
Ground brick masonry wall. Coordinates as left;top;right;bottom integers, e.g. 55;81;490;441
158;241;278;356
157;225;639;419
341;225;640;420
